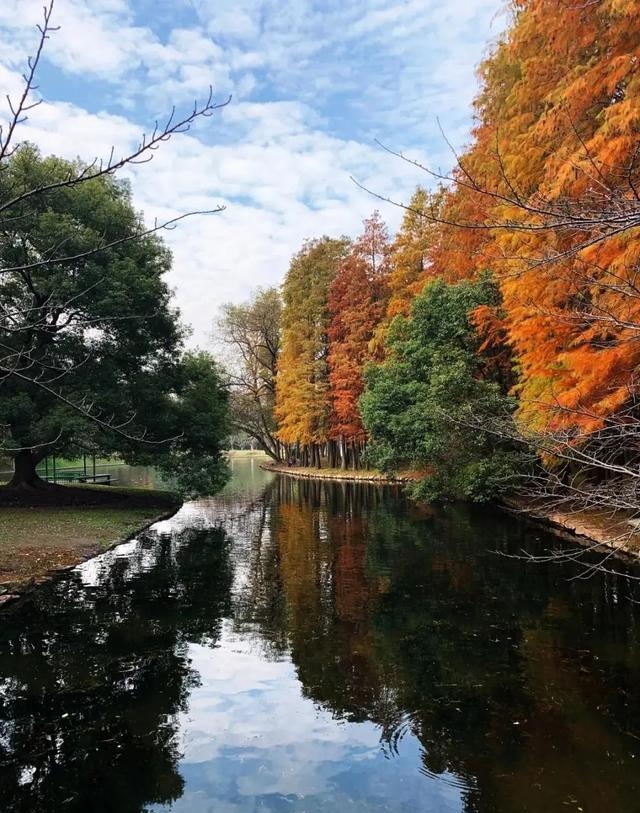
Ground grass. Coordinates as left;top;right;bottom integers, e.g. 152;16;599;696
0;506;162;549
0;484;181;597
63;482;180;501
0;481;181;508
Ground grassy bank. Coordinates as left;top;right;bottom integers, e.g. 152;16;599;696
0;482;180;508
0;484;181;603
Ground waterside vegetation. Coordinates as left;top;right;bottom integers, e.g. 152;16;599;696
223;3;640;547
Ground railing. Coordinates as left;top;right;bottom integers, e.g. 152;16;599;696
37;455;120;486
41;471;117;485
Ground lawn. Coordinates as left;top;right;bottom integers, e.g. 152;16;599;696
0;506;163;548
0;489;180;598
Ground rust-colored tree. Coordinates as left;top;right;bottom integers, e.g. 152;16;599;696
361;0;640;525
327;212;390;468
427;0;640;435
275;236;349;467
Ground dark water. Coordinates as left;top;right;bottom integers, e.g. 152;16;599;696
1;459;640;813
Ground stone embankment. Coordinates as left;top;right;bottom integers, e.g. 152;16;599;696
260;462;420;484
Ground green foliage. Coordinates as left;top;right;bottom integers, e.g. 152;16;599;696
148;352;230;498
0;146;229;496
361;276;524;502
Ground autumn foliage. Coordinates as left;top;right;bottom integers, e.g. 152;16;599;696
274;237;349;465
327;213;390;444
428;0;640;433
274;0;640;497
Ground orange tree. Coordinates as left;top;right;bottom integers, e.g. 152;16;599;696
327;213;391;468
275;236;349;467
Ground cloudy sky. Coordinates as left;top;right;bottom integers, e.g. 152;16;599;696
0;0;504;346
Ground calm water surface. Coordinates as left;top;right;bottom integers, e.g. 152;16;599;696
1;458;639;812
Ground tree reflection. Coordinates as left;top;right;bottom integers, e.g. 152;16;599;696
262;477;640;813
0;525;233;813
2;474;640;813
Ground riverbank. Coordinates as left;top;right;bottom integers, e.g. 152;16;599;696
226;449;270;459
502;497;640;560
264;463;640;560
261;462;422;483
0;485;181;605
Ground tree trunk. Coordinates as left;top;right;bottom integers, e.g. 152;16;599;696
352;440;360;470
9;450;48;490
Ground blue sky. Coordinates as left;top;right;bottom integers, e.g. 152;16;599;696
0;0;505;344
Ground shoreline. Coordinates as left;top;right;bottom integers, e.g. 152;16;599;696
260;462;420;484
0;505;181;609
263;463;640;562
500;497;640;561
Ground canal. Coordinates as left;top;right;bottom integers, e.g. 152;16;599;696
1;458;639;812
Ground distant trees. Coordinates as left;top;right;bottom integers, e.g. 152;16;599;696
217;288;282;460
327;213;390;468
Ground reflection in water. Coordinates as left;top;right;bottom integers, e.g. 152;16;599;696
1;459;639;812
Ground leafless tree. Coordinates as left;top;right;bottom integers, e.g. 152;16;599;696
215;288;282;461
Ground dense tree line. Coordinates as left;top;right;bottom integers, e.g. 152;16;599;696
226;0;640;509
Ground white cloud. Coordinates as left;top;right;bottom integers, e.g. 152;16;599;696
0;0;506;346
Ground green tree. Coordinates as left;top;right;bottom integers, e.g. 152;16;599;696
361;276;523;502
0;146;229;496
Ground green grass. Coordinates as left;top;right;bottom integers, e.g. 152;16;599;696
62;482;180;502
36;455;120;471
0;503;177;591
0;506;164;548
0;480;181;509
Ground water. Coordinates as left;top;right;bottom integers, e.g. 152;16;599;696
1;458;639;812
2;461;170;489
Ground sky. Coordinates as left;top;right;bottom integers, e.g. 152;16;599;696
0;0;505;347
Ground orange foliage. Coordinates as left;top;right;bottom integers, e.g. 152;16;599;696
386;187;443;318
327;213;390;440
275;237;350;445
429;0;640;432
